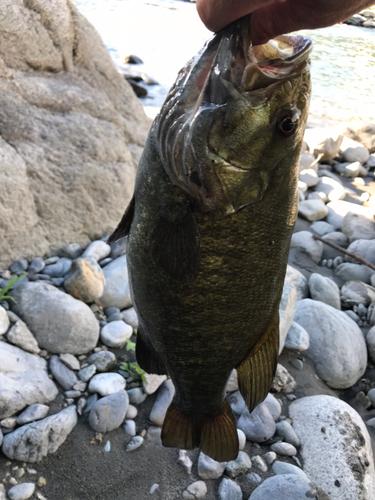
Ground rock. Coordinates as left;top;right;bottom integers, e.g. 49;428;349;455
145;426;162;445
88;373;126;396
44;258;72;278
249;474;329;499
299;153;316;171
16;404;49;425
368;388;375;407
98;256;132;310
121;307;138;329
290;231;323;264
263;393;282;421
246;472;262;484
251;455;268;473
198;452;226;479
127;388;147;405
142;374;167;395
126;435;144;452
284;266;308;300
109;236;127;260
100;321;132;348
182;481;207;499
87;351;116;372
299;168;318;187
0;485;4;500
290;395;375;500
335;263;375;284
309;273;341;309
304;127;343;161
334;161;361;178
49;356;78;390
2;406;77;463
228;391;246;415
345;239;375;266
279;285;297;354
237;403;276;442
263;451;277;465
178;450;193;474
61;243;83;260
298;199;328;222
149;379;175;426
0;341;58;419
272;364;296;393
78;364;96;382
10;259;29;275
294;299;367;389
59;353;80;371
0;305;10;335
107;312;123;322
276;420;300;447
218;478;242;500
366;327;375;363
226;369;239;393
88;391;128;433
363;19;375;27
123;420;136;436
10;282;99;354
326;200;373;231
284;322;310;351
225;451;252;478
322;232;349;249
342;212;375;243
272;461;308;479
367;302;375;326
310;221;335;236
270;442;297;456
82;241;111;262
341;281;375;308
342;139;370;164
237;429;246;450
314;176;346;203
6;320;40;354
344;122;375;154
64;258;105;303
7;483;35;500
125;404;138;419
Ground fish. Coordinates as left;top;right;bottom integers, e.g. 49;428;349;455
108;15;312;462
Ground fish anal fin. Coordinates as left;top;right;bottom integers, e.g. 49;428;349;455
161;399;239;462
150;208;200;283
135;325;168;376
236;310;279;413
107;195;135;244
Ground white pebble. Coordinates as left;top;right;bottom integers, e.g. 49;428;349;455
150;484;159;494
126;435;144;452
8;483;36;500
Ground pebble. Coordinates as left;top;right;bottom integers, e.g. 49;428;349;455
335;263;374;284
149;379;175;425
121;307;138;329
284;265;308;301
263;451;277;465
270;442;297;456
299;168;318;187
342;211;375;243
342;141;370;164
61;243;83;260
83;394;98;414
309;273;341;310
345;310;360;323
7;483;35;500
263;393;282;421
125;404;138;419
145;426;162;445
272;364;296;393
182;481;207;500
0;306;10;335
279;284;297;353
365;418;375;428
16;405;49;425
226;369;239;392
237;402;276;442
314;176;345;202
98;255;132;310
142;373;167;395
249;474;325;500
367;388;375;407
78;364;97;382
73;380;87;392
246;472;262;484
1;417;17;428
77;398;86;415
272;461;308;480
82;240;111;262
64;257;105;304
298;199;328;222
43;258;71;278
310;221;335;236
89;391;129;433
149;484;159;495
59;353;80;371
198;452;226;480
28;258;45;275
44;256;59;265
251;455;268;473
51;277;65;287
6;320;40;354
127;387;147;405
107;312;123;322
123;420;136;436
99;258;112;267
284;322;309;352
49;356;78;390
103;440;111;452
126;435;144;452
10;260;29;275
334;161;361;177
225;451;252;478
178;450;193;474
109;236;127;259
104;307;120;317
289;358;303;370
228;391;246;415
366;327;375;363
89;373;126;396
87;350;117;372
218;478;242;500
64;390;81;399
275;421;300;447
290;231;323;264
341;280;375;308
237;429;246;450
100;321;133;348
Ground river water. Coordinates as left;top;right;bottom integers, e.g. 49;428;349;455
73;0;375;125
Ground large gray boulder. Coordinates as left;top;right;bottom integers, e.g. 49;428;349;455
0;0;150;268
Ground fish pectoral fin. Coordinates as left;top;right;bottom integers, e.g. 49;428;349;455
135;324;168;376
150;208;200;283
161;399;239;462
236;309;279;413
107;195;135;244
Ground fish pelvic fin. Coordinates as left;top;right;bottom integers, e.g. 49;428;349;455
161;399;239;462
107;195;135;244
135;324;168;376
236;309;279;413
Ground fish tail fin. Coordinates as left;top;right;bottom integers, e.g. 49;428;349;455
161;399;239;462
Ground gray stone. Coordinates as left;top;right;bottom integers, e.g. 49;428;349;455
10;260;29;275
198;452;226;480
0;428;2;447
246;472;262;484
249;474;328;500
341;281;375;308
65;390;81;399
279;285;297;354
299;168;318;187
98;256;132;310
284;266;308;300
346;239;375;267
298;199;328;222
88;373;126;396
276;421;300;447
44;258;72;278
7;483;35;500
310;221;335;236
272;364;296;393
294;299;367;389
368;388;375;407
83;394;98;414
73;380;87;392
342;141;370;164
87;351;116;372
366;327;375;363
272;461;308;480
6;311;20;323
16;404;49;425
335;263;375;284
226;369;239;393
142;374;167;395
342;212;375;243
345;310;360;323
0;305;10;335
218;478;242;500
145;426;162;445
1;416;16;428
309;273;341;309
290;395;375;500
270;442;297;456
125;404;138;419
44;257;59;266
64;257;105;304
82;241;111;262
89;391;128;433
326;200;374;231
182;481;207;499
78;364;96;382
10;282;99;355
6;320;40;354
126;435;144;452
334;161;361;178
225;451;252;478
28;258;45;274
49;356;78;390
61;243;83;260
177;450;193;474
109;237;127;260
127;388;147;405
123;420;136;436
59;353;80;371
263;393;282;421
228;391;246;415
149;379;175;426
251;455;268;473
0;341;58;419
121;307;138;329
299;153;316;171
290;231;323;264
2;406;77;463
322;231;349;248
237;403;276;442
107;312;123;322
99;258;113;267
237;429;246;450
314;176;345;202
304;127;343;161
100;320;132;348
284;322;310;351
263;451;277;465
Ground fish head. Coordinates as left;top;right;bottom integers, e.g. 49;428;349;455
157;15;312;215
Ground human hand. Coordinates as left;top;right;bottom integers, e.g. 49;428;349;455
196;0;375;44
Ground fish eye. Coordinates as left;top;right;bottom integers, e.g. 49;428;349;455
277;112;299;138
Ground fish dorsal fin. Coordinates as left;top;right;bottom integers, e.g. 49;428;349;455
236;309;279;413
135;323;168;376
107;195;135;244
150;207;200;283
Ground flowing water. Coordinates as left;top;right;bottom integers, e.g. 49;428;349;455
73;0;375;124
